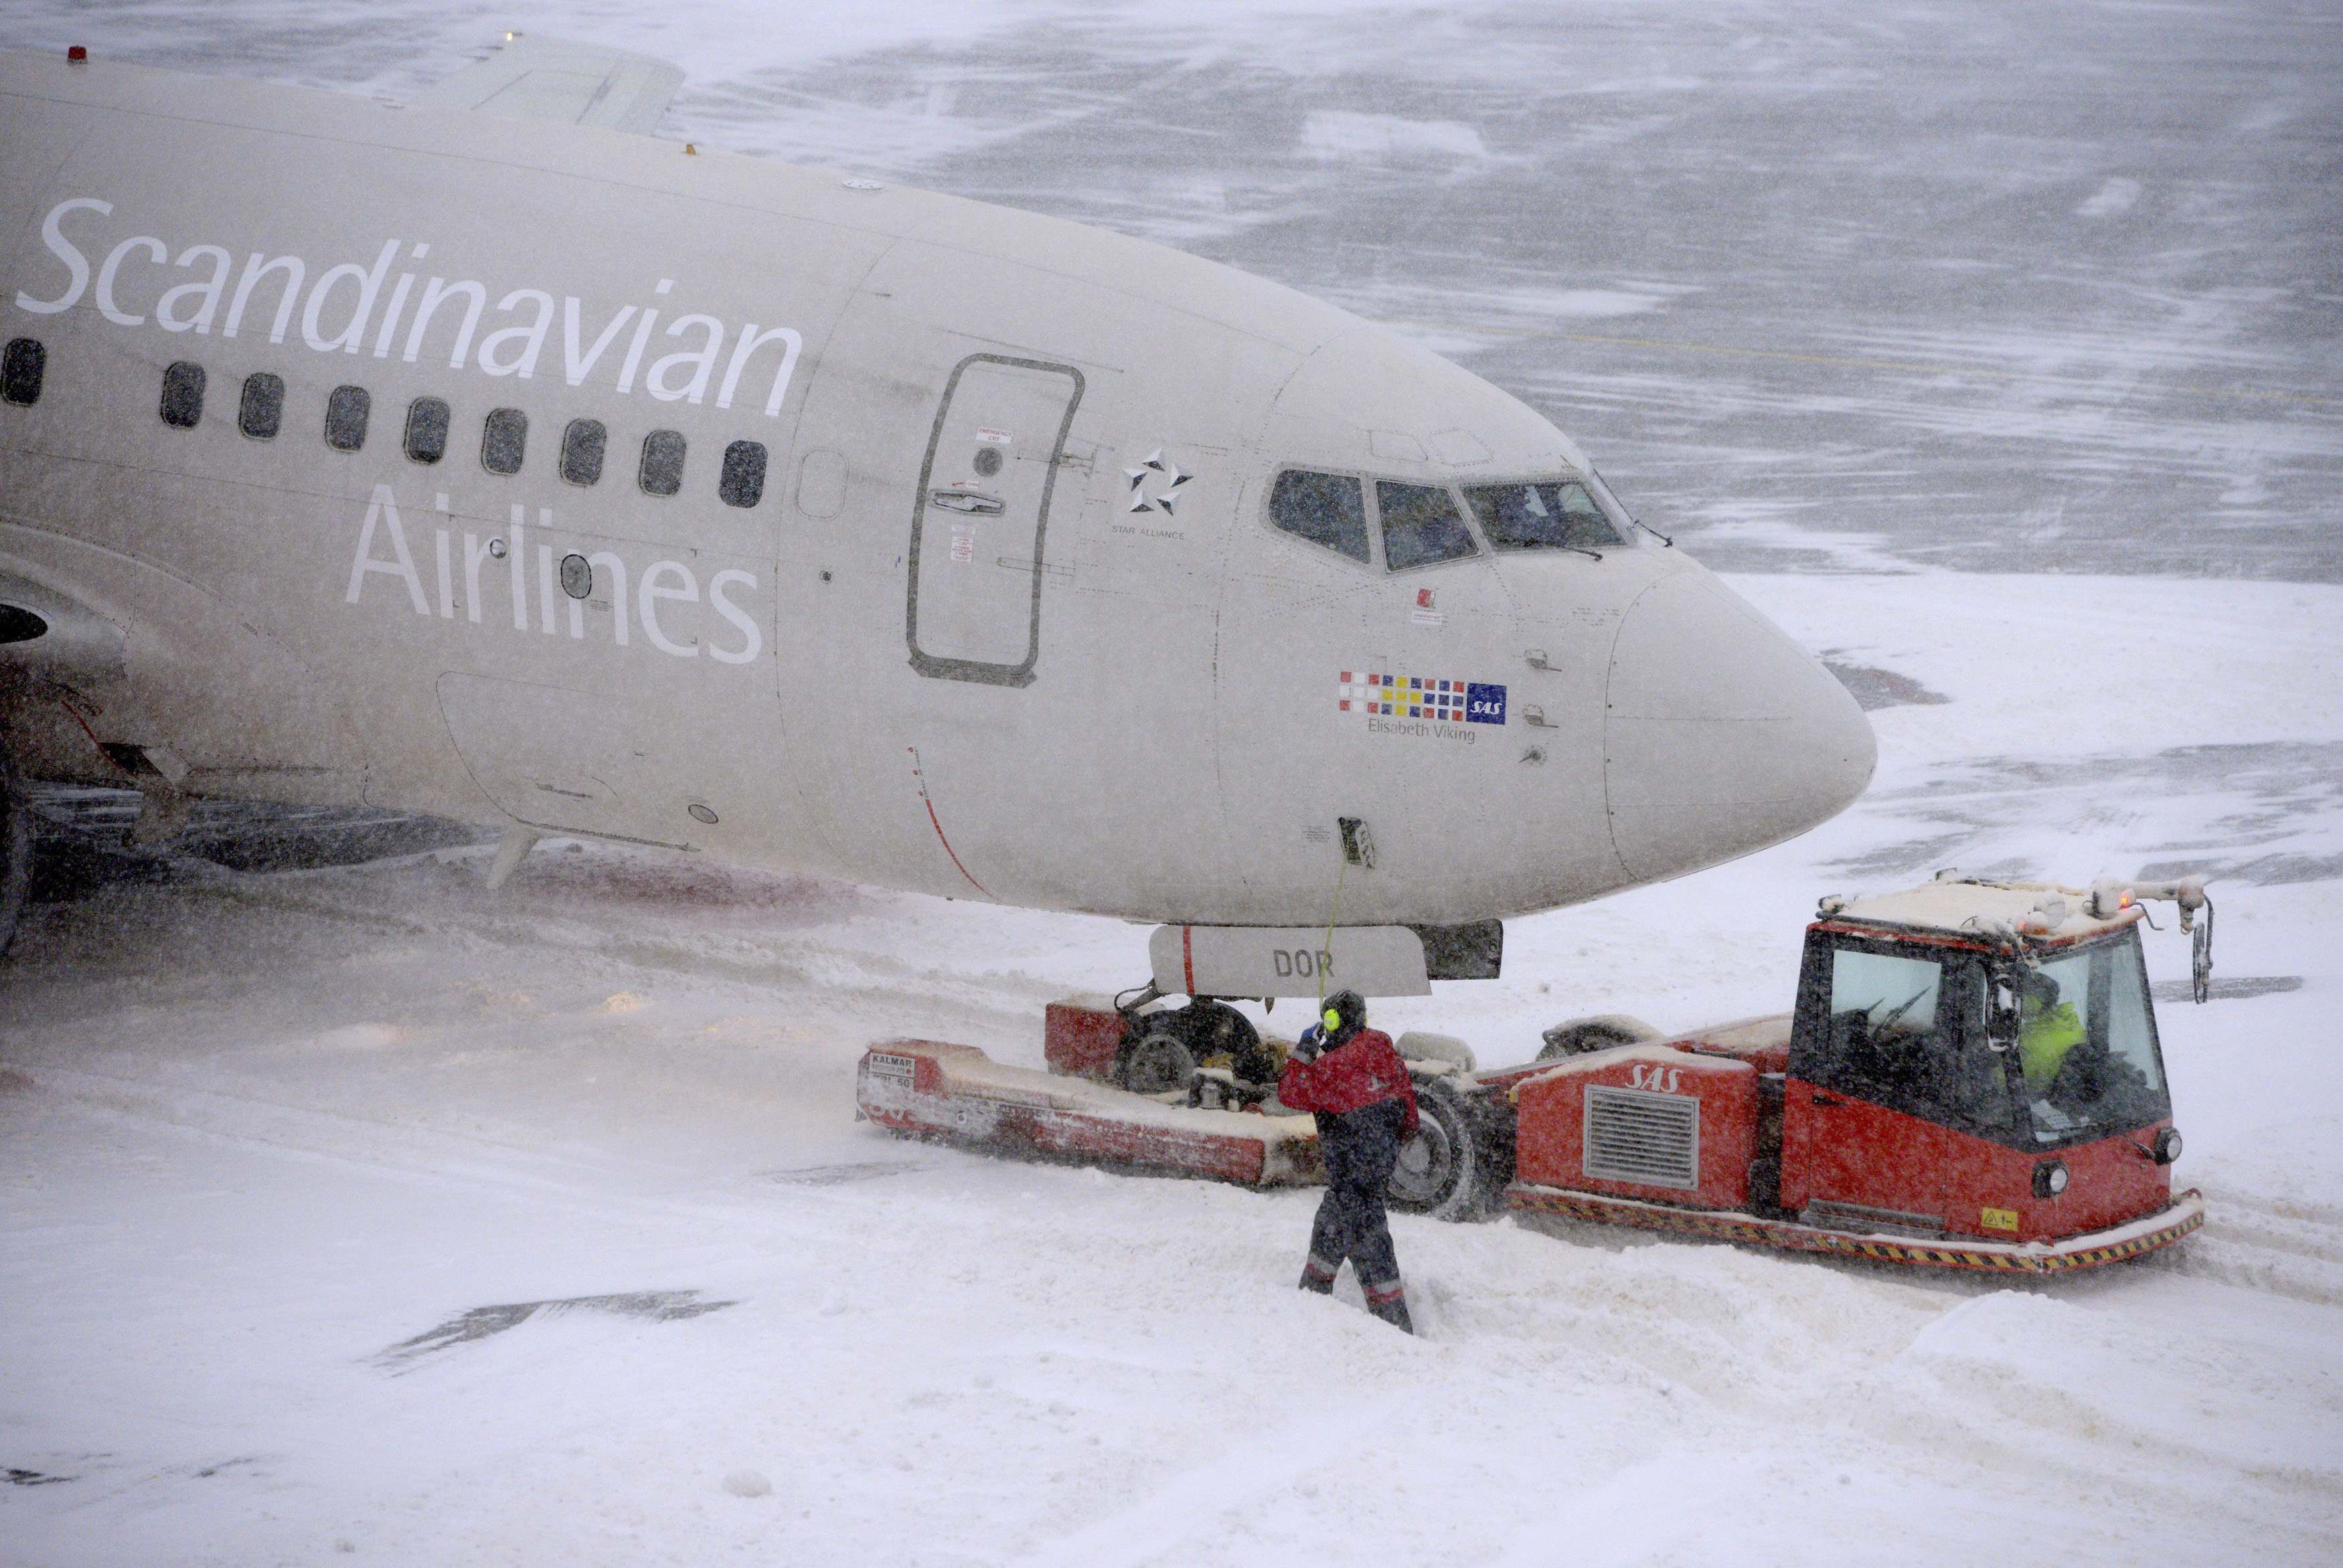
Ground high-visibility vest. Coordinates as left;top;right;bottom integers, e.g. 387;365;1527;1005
2019;1002;2085;1091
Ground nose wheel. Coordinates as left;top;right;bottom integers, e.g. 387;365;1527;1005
1109;989;1269;1097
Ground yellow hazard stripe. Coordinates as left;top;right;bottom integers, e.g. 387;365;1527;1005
1506;1188;2205;1275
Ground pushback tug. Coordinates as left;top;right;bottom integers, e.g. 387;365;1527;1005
857;874;2210;1275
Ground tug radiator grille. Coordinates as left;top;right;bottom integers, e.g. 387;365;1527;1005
1583;1085;1700;1189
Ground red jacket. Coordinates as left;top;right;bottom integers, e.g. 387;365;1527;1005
1279;1029;1419;1138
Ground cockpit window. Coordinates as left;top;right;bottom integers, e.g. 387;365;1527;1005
1269;470;1369;563
1376;481;1478;570
1465;479;1624;551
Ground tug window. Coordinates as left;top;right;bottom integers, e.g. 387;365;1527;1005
238;372;285;439
159;361;206;428
1376;481;1479;570
718;440;768;508
404;397;450;464
639;429;686;497
481;407;528;475
1268;469;1369;563
560;418;606;487
324;385;370;451
1464;479;1624;551
1796;941;2016;1140
2;338;46;406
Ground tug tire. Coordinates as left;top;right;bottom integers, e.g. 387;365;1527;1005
1537;1013;1664;1062
0;747;29;959
1386;1077;1489;1221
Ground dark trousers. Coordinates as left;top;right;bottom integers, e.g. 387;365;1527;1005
1301;1098;1408;1294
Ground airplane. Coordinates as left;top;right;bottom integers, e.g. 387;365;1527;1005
0;34;1874;998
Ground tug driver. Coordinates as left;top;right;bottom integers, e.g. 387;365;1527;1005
2016;968;2145;1114
1280;989;1419;1334
2017;970;2086;1094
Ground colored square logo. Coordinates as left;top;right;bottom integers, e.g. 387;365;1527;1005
1465;682;1507;725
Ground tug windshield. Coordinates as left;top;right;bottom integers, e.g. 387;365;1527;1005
1463;478;1626;551
2020;934;2170;1142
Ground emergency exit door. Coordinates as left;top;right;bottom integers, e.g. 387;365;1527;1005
907;353;1085;687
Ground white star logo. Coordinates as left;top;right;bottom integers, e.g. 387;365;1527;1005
1124;448;1192;516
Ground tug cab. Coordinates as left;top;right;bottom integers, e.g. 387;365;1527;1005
1780;882;2182;1245
1502;875;2206;1272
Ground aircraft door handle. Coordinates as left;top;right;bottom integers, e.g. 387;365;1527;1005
930;490;1004;515
1810;1092;1847;1107
1525;648;1556;671
1522;704;1555;728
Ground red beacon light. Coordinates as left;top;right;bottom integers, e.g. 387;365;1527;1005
67;46;88;63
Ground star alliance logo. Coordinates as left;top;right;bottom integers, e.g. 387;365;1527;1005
1124;448;1192;516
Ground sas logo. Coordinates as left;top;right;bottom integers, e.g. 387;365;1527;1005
1338;671;1507;724
1627;1063;1684;1094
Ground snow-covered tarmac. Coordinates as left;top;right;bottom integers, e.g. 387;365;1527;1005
5;573;2340;1565
4;1;2341;1562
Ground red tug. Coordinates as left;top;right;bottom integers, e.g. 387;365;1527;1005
857;875;2208;1275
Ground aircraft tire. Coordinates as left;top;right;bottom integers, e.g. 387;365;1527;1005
1387;1077;1489;1221
0;746;29;959
1115;1030;1198;1096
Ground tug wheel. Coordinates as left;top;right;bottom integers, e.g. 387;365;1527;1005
1115;1031;1198;1096
1537;1015;1662;1061
0;747;29;959
1387;1078;1485;1220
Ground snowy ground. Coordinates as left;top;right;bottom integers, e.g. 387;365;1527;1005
6;572;2340;1566
5;3;2343;1565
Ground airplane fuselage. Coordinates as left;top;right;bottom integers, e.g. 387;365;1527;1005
0;50;1873;931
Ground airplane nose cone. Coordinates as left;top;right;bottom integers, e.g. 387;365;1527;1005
1603;569;1876;882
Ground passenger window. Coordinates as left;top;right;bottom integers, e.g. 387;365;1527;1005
481;407;527;475
159;361;206;429
718;440;767;508
324;385;370;452
639;430;685;497
404;397;450;464
1376;481;1478;570
1268;470;1369;563
1463;479;1624;551
1;338;44;406
238;372;285;440
560;418;605;486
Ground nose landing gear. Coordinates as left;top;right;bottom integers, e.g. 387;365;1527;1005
1109;984;1275;1097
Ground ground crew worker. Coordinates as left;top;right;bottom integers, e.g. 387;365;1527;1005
1279;988;1419;1333
2016;970;2086;1098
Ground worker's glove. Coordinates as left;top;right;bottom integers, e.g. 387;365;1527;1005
1291;1026;1322;1063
